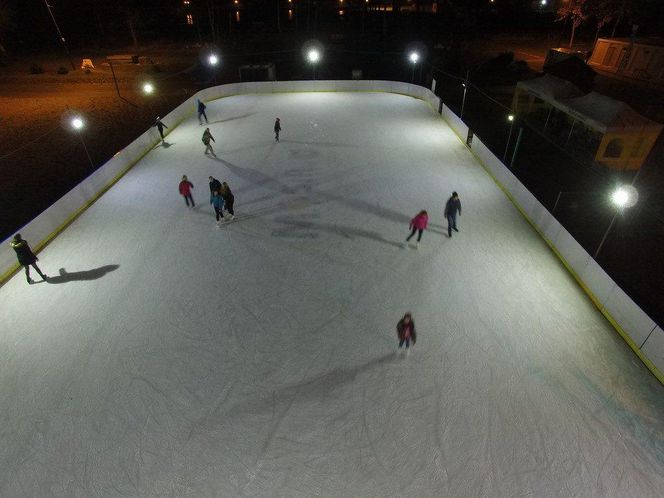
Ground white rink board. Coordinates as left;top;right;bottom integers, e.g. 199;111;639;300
2;91;664;497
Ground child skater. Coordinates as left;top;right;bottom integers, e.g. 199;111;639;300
274;117;281;142
210;189;225;227
178;175;195;207
406;210;428;248
397;312;417;353
220;181;235;219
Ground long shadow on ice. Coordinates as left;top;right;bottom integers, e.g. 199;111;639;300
227;353;396;417
273;217;404;248
47;265;120;284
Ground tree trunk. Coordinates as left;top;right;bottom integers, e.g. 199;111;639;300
207;0;216;43
568;21;577;49
127;17;138;49
611;14;623;38
276;0;281;33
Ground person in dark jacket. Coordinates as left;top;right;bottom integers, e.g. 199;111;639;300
10;234;48;284
209;176;222;195
153;117;168;142
396;312;416;351
179;175;195;207
221;181;235;219
444;191;462;237
197;99;208;125
202;128;216;156
274;117;281;142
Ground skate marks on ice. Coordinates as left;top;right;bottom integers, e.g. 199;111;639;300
45;265;120;284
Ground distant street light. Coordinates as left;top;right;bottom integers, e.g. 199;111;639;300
142;82;155;95
594;186;638;259
502;114;516;162
68;115;94;169
208;54;220;66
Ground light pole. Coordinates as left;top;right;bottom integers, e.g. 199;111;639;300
43;0;76;71
409;51;420;83
307;48;320;80
594;186;638;259
460;70;469;119
70;115;94;169
502;114;515;163
208;53;220;84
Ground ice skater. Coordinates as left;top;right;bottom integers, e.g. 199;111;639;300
274;117;281;142
10;233;48;284
221;181;235;219
202;128;216;157
209;176;222;195
444;192;462;237
210;189;225;226
178;175;195;207
397;312;417;352
153;117;168;142
406;210;428;248
197;99;209;125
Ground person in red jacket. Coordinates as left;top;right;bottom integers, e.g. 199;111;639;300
397;312;417;351
406;210;428;248
179;175;195;207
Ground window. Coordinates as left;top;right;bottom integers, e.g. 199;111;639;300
186;14;193;25
604;138;624;158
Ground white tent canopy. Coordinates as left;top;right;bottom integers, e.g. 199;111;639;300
557;92;663;134
515;74;584;105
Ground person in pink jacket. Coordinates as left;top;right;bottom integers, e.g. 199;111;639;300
406;210;428;248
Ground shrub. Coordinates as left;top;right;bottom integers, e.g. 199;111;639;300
29;63;44;74
57;66;68;74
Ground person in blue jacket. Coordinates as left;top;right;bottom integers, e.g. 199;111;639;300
197;99;209;125
210;189;225;226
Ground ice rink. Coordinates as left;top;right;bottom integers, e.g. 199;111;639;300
2;92;664;497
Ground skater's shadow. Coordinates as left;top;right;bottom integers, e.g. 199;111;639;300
206;113;256;125
227;353;396;416
154;141;174;149
211;157;292;194
274;218;404;248
47;265;120;284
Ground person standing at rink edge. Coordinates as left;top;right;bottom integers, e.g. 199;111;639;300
397;313;417;352
406;210;429;248
179;175;195;207
153;117;168;142
274;117;281;142
197;99;209;125
202;128;216;157
444;192;462;237
10;234;49;284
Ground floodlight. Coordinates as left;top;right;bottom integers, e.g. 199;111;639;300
208;54;219;66
71;117;84;130
143;83;154;94
308;49;320;63
409;51;420;64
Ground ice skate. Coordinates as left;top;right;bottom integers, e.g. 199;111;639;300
415;242;420;250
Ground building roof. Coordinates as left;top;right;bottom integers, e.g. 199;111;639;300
557;92;663;133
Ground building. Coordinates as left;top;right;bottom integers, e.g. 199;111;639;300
588;38;664;84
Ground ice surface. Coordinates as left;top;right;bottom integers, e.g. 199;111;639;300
2;92;664;497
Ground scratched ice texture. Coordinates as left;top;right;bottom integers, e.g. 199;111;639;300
2;92;664;497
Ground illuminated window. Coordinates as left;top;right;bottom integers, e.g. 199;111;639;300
186;14;193;25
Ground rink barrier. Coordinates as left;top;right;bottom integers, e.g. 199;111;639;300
0;80;439;286
440;103;664;384
2;80;661;382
